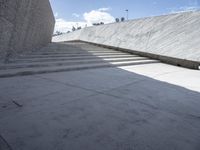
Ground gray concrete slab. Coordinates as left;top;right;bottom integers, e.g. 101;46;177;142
0;62;200;150
37;68;144;92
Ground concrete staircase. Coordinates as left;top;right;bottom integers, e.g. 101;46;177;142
0;42;159;78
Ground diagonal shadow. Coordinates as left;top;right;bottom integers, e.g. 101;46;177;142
0;43;200;149
0;41;159;78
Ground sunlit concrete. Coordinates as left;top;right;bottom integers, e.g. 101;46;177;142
120;63;200;93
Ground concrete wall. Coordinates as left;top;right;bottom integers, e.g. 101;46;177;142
0;0;55;62
53;11;200;69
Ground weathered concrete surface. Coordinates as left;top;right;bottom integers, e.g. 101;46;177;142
0;0;55;62
0;42;200;149
53;11;200;69
0;62;200;150
0;42;159;78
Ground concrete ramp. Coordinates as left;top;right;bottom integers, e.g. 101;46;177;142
53;11;200;69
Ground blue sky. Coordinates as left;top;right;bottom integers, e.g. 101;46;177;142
50;0;200;32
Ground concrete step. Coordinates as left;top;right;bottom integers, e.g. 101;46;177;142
30;50;120;55
19;52;129;59
10;55;139;63
1;42;160;78
19;53;136;59
0;59;159;78
0;57;149;70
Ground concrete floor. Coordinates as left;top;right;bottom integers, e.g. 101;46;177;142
0;62;200;149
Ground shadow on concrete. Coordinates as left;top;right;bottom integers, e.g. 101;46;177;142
0;42;200;150
0;41;159;78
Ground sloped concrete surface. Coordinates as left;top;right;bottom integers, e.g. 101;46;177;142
53;11;200;69
0;60;200;150
0;42;200;150
120;63;200;93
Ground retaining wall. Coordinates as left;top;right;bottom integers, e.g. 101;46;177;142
53;11;200;69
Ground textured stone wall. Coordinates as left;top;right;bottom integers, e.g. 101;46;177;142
53;11;200;68
0;0;55;62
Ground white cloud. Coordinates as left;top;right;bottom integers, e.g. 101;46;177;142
54;7;115;33
72;13;80;18
54;18;87;33
98;7;111;12
83;8;115;24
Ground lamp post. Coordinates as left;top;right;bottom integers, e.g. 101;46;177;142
125;9;129;20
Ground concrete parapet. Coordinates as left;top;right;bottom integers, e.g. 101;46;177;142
53;11;200;69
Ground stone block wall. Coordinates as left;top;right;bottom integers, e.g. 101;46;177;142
0;0;55;62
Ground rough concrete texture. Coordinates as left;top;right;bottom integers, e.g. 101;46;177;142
0;42;200;150
53;11;200;68
0;42;159;78
0;62;200;150
0;0;55;62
